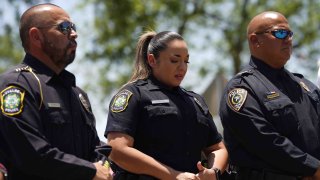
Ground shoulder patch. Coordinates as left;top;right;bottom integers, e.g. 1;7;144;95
111;89;133;113
1;86;25;116
227;88;247;112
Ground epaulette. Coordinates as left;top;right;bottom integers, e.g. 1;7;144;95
15;65;33;73
181;88;208;113
236;69;253;77
14;65;43;110
136;80;148;86
180;87;194;96
292;73;304;78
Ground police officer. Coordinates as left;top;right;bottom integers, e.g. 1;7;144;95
105;31;228;180
219;11;320;180
0;3;111;180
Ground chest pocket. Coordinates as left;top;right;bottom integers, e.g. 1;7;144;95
145;105;179;142
263;97;298;136
146;105;178;118
45;106;71;125
42;106;72;146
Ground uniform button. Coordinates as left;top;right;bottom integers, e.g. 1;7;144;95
161;110;165;114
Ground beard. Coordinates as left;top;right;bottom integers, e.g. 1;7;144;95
42;35;76;70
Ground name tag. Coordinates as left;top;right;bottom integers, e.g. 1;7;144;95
152;99;169;104
48;103;61;108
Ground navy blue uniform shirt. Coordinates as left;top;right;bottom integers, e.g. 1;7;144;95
0;54;100;179
105;76;222;173
219;56;320;176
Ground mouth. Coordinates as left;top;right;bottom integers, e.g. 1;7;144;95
175;74;185;80
69;40;77;49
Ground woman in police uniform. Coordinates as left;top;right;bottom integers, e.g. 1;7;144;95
105;31;228;180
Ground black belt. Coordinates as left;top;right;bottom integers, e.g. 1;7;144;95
235;166;301;180
114;171;156;180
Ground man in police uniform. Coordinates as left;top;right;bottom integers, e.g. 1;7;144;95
219;11;320;180
0;3;111;179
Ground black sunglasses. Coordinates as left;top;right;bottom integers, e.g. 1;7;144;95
38;21;76;35
256;29;293;40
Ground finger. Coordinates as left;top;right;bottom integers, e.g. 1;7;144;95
197;161;205;172
103;161;110;168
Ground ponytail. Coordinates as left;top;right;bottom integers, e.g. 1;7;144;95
128;31;156;83
128;30;184;84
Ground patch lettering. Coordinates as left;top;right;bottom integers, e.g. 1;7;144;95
111;89;133;113
1;86;25;116
227;88;247;111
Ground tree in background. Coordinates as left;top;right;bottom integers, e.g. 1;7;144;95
1;0;320;96
0;0;46;72
87;0;320;94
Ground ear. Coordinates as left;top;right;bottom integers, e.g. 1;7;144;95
29;27;43;48
249;34;260;47
147;54;157;67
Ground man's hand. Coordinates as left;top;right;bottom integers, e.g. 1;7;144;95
175;172;200;180
196;161;217;180
92;161;112;180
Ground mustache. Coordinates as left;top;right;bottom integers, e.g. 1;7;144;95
68;40;77;47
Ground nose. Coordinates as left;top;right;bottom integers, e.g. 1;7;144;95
178;61;188;72
69;29;78;39
283;35;292;44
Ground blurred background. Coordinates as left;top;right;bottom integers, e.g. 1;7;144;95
1;0;320;141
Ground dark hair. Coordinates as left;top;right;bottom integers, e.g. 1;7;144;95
128;31;184;83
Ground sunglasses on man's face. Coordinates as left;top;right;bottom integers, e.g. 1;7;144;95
256;29;293;40
38;21;76;35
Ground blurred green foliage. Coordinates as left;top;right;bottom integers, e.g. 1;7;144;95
1;0;320;96
87;0;320;94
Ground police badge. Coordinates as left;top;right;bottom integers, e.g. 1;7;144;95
111;89;133;113
227;88;247;112
1;86;25;116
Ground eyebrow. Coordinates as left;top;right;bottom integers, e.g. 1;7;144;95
173;54;190;58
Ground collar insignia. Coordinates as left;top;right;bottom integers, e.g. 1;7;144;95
111;89;133;113
79;93;91;113
1;86;25;116
299;81;310;92
227;88;247;112
194;97;203;109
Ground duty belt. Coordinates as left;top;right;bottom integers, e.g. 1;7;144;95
235;166;302;180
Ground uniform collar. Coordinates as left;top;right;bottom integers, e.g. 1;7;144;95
249;56;286;80
23;53;76;87
138;76;181;93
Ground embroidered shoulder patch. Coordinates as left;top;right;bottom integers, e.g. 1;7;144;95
1;86;25;116
111;89;133;113
227;88;247;112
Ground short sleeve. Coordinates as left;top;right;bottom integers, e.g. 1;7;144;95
105;85;141;137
